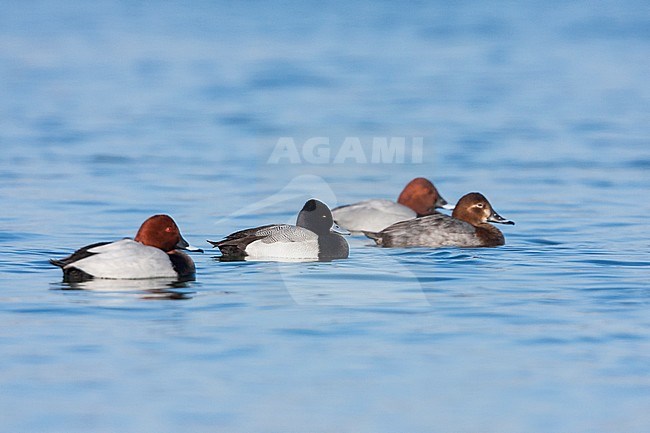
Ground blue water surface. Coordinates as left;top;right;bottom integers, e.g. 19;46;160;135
1;1;649;432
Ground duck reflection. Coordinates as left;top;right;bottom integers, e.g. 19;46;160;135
52;276;194;300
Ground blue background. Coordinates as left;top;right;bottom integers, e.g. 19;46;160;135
1;1;649;432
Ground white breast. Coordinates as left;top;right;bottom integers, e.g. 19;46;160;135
68;239;177;279
332;199;416;232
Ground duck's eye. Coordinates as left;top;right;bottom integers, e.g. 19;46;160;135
165;227;172;232
475;203;484;208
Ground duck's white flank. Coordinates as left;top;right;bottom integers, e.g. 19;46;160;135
332;199;416;232
244;225;320;259
66;239;177;279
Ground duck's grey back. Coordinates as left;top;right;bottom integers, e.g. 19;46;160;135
369;213;483;248
255;225;318;243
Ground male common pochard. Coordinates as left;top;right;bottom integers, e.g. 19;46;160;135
331;177;454;233
50;214;202;281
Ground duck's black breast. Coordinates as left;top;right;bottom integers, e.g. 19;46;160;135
168;251;196;277
317;233;349;260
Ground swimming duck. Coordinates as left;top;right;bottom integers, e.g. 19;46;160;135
50;214;202;281
332;177;453;233
364;192;514;248
209;199;349;261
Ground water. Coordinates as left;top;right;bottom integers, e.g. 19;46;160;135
1;1;649;432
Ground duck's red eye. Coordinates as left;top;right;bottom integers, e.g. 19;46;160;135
165;227;172;232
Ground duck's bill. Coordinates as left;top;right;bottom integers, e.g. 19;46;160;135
330;222;351;235
176;236;204;253
436;196;455;210
487;212;515;225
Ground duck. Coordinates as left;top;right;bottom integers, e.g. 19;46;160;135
50;214;202;281
208;199;349;261
364;192;514;248
331;177;454;233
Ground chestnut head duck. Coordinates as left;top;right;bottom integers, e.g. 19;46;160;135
50;214;202;281
332;177;454;233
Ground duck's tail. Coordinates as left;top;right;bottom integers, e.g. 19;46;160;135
49;258;66;268
207;239;251;260
362;231;383;246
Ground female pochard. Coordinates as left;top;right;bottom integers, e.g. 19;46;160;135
365;192;514;248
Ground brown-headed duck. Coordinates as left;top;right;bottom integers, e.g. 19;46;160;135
364;192;514;248
332;177;454;233
50;215;202;281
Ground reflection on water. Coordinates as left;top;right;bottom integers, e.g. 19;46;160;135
51;277;195;300
216;255;323;263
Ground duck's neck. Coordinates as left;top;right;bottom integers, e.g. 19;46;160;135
474;223;505;247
